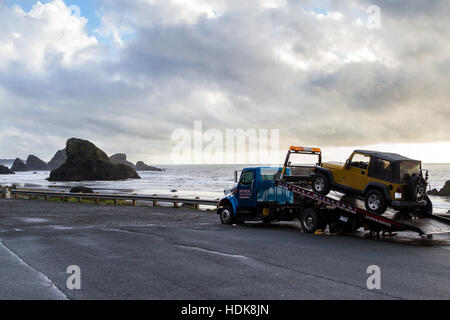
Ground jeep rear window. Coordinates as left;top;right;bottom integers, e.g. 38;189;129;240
399;162;421;180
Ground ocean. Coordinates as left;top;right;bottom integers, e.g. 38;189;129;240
1;163;449;213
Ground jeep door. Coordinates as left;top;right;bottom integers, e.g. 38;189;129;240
344;152;370;191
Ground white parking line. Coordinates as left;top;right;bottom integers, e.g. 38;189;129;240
0;240;68;300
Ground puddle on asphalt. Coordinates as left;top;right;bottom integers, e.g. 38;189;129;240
19;218;50;223
49;225;74;230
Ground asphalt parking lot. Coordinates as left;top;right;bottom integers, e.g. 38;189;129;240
1;199;449;300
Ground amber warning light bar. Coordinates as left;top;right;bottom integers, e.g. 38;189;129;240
289;146;322;153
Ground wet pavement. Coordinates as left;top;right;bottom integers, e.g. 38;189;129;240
0;199;449;300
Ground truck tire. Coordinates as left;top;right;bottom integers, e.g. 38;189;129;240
220;205;235;225
364;189;388;215
312;173;331;195
408;176;427;202
300;208;322;233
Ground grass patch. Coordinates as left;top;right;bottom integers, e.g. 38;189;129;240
19;195;131;206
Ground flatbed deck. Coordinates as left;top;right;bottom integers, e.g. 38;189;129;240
275;180;450;236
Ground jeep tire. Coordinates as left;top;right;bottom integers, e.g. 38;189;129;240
312;173;331;195
365;189;388;215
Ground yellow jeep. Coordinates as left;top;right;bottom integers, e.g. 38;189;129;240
312;150;431;214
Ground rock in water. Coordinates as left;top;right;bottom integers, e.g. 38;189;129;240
46;149;67;171
48;138;141;182
11;158;27;172
0;165;14;175
26;155;47;171
428;181;450;197
110;154;137;170
70;186;94;194
136;161;163;171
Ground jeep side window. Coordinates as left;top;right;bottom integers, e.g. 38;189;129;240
369;158;392;180
350;153;370;170
240;171;255;185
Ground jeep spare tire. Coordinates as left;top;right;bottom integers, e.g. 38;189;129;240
408;176;427;201
312;173;331;195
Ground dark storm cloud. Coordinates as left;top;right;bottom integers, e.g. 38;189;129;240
0;0;449;162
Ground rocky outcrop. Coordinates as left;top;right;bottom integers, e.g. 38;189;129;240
0;165;14;175
110;154;136;170
70;187;94;194
110;153;163;172
46;149;67;171
48;138;141;182
26;155;47;171
136;161;163;172
11;158;27;172
0;159;14;168
428;181;450;197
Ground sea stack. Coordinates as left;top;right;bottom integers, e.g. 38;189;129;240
110;154;137;170
46;149;67;171
48;138;141;182
136;161;163;172
428;181;450;197
26;155;47;171
10;158;27;172
0;165;14;175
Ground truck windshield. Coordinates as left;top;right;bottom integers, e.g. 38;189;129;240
399;162;421;180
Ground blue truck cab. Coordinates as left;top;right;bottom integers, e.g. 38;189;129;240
218;167;308;224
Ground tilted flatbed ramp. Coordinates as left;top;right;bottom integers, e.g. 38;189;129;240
400;218;450;235
275;180;450;236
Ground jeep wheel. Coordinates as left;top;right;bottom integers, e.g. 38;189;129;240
220;205;235;225
408;176;427;202
300;208;322;233
365;189;388;215
312;173;331;195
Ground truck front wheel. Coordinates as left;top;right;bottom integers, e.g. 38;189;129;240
220;205;235;225
300;208;323;233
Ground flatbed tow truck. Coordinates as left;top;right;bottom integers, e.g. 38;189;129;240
218;146;450;239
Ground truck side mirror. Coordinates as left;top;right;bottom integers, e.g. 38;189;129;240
234;171;238;183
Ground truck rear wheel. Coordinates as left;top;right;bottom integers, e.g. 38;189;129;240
300;208;322;233
312;173;331;195
220;205;235;225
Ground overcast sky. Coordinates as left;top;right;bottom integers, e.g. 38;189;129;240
0;0;449;164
